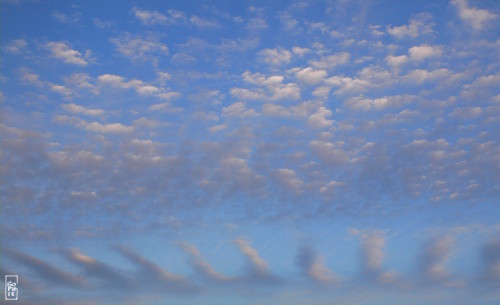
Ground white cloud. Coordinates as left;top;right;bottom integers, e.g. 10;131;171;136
246;17;268;30
3;39;27;54
62;103;104;117
408;45;442;61
240;71;300;101
310;140;349;166
292;46;310;57
274;168;303;193
258;48;292;65
262;103;291;117
386;54;408;67
403;68;451;84
84;121;134;134
387;12;434;38
452;0;498;30
222;102;258;118
132;7;167;25
110;33;168;64
295;67;328;85
64;73;97;94
45;41;90;66
18;68;44;87
52;11;79;25
449;106;482;119
296;246;336;284
309;52;350;70
49;83;72;99
345;95;410;111
308;106;333;129
233;237;268;276
230;88;266;101
418;236;454;282
190;15;220;28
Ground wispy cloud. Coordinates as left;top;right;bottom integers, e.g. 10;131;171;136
45;41;91;66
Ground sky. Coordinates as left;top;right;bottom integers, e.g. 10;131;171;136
0;0;499;304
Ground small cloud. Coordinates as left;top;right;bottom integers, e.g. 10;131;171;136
190;15;220;28
178;242;234;282
52;11;79;25
408;44;442;61
296;246;336;284
45;41;90;66
110;33;168;65
308;106;333;129
3;39;27;54
233;237;269;278
417;236;454;283
387;12;434;38
258;48;292;66
4;248;84;288
61;103;104;116
452;0;498;30
246;17;268;30
309;52;350;70
479;238;500;284
132;7;167;25
295;67;327;85
222;102;259;118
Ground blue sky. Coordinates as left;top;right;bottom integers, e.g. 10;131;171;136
1;0;499;304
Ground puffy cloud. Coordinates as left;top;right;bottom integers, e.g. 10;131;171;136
63;73;97;94
61;103;104;116
273;168;303;194
189;15;220;28
387;12;434;38
49;83;72;99
402;68;451;84
309;52;350;70
386;54;408;67
18;68;44;87
3;39;27;54
408;45;443;61
97;73;176;99
448;106;483;119
262;103;291;117
296;246;336;284
83;122;134;134
52;11;80;25
258;48;292;65
345;95;411;111
132;7;167;25
292;46;310;57
222;102;259;118
308;106;333;129
295;67;328;85
110;33;168;64
54;115;134;134
230;88;266;101
246;17;268;30
452;0;498;30
45;41;90;66
309;140;349;166
239;71;300;101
